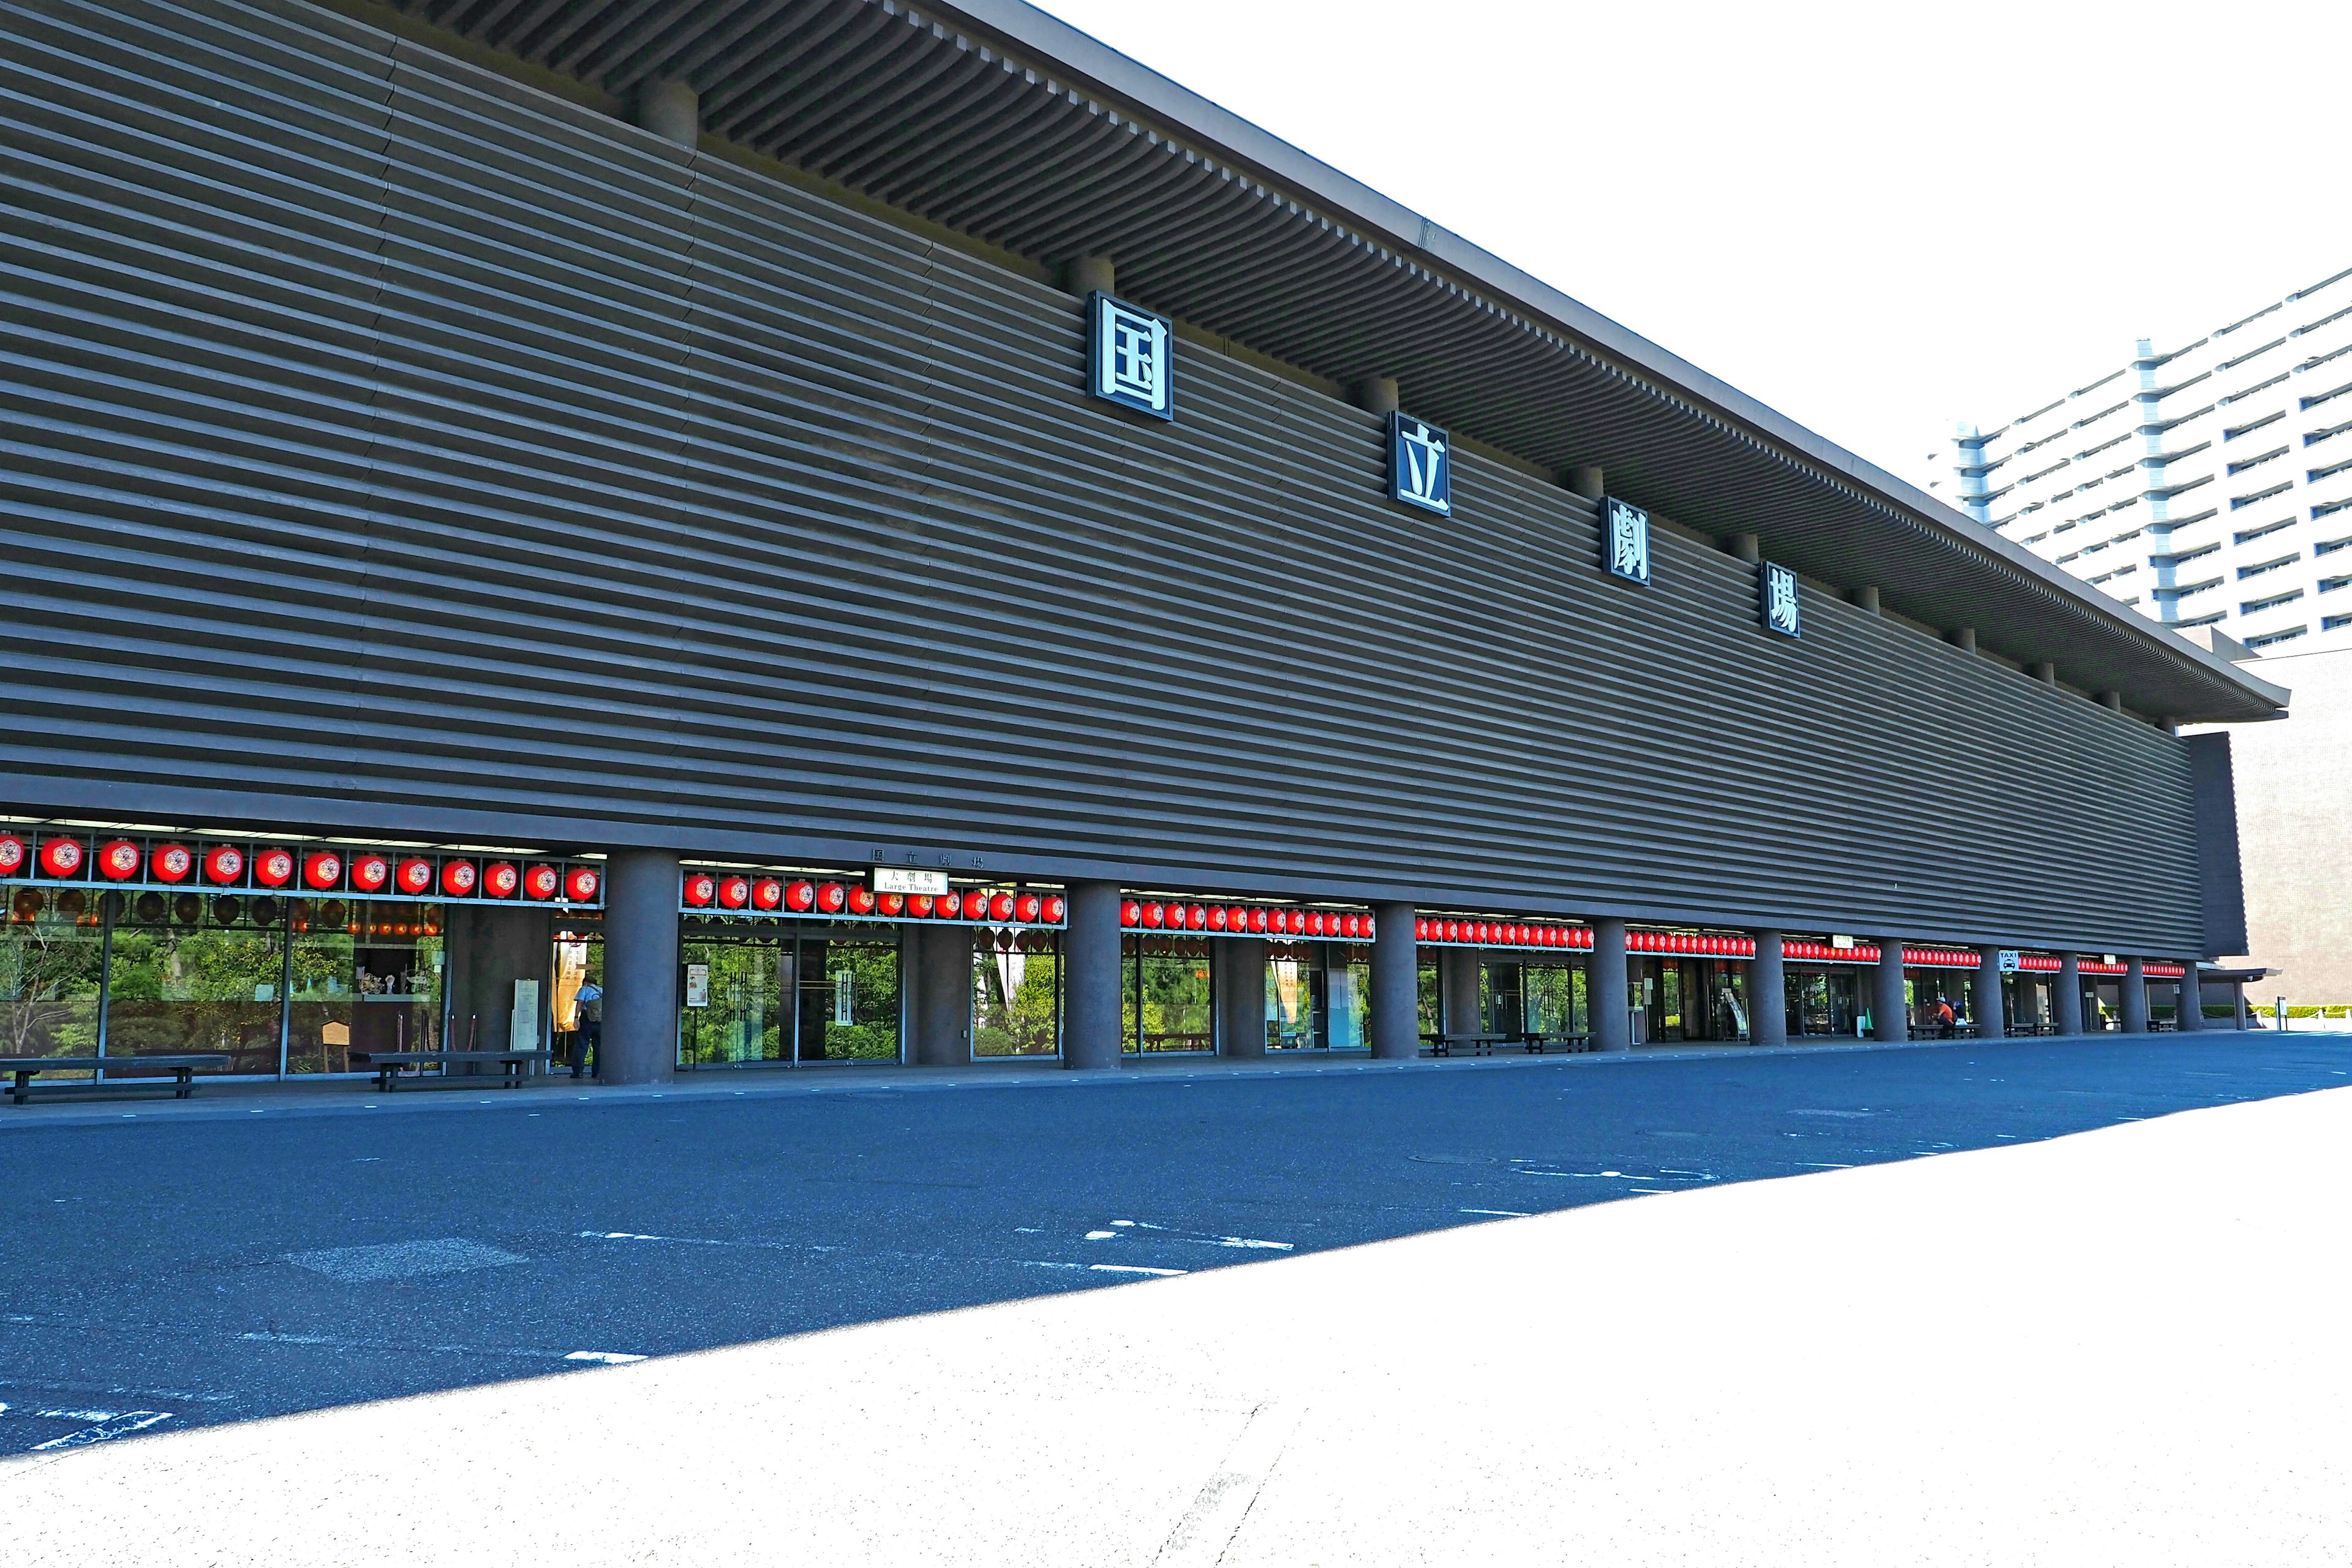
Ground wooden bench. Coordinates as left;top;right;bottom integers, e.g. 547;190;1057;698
1518;1032;1595;1054
1423;1032;1515;1057
1;1055;230;1106
348;1050;552;1091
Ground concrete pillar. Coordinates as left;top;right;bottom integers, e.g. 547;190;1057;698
1872;937;1907;1042
2174;963;2203;1032
1069;255;1116;295
1566;465;1604;502
1728;532;1760;564
1353;375;1400;416
1973;947;2007;1040
600;848;680;1084
1369;902;1419;1060
1061;880;1122;1069
1950;627;1978;654
2032;661;2058;685
635;79;699;149
1590;919;1630;1052
2121;956;2149;1033
907;923;974;1065
1749;930;1786;1047
1216;935;1267;1057
442;903;554;1061
2097;689;2124;712
2235;986;2249;1030
1853;586;1882;614
2055;953;2084;1036
1439;946;1482;1036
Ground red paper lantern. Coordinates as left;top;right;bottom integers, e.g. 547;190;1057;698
878;891;905;916
1415;919;1431;940
524;864;560;900
1248;908;1269;934
1223;907;1246;932
350;853;391;893
717;875;751;910
983;891;1009;921
567;866;599;902
0;834;23;876
150;842;194;884
96;839;141;881
1439;920;1457;942
1360;914;1374;938
1187;904;1208;931
907;893;934;917
939;892;966;919
303;851;344;891
38;836;85;879
203;844;247;884
1208;906;1232;932
1121;900;1142;927
1305;912;1325;937
1142;902;1165;929
1042;895;1066;924
255;847;296;888
816;883;846;914
1283;910;1302;935
682;871;715;907
1015;893;1042;923
393;856;432;895
430;858;472;897
782;879;813;912
483;861;519;899
752;878;784;911
848;886;878;915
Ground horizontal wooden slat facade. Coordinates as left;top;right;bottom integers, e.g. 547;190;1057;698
0;0;2210;954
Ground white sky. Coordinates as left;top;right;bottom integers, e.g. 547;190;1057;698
1030;0;2352;499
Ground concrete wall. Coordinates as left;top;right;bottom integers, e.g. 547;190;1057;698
2206;643;2352;1002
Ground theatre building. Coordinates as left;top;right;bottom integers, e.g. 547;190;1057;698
0;0;2287;1086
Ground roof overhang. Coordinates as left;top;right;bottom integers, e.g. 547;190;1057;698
377;0;2288;723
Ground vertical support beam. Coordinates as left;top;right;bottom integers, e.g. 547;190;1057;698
2120;956;2149;1033
1061;881;1122;1069
1439;948;1482;1036
1368;902;1419;1060
1590;919;1630;1051
1069;255;1116;295
2054;953;2084;1036
1873;938;1908;1042
1973;947;2008;1040
1566;465;1604;501
2234;984;2248;1030
2174;963;2203;1032
1352;375;1400;415
601;848;680;1085
1749;931;1785;1046
635;80;699;149
1216;936;1267;1058
909;924;974;1065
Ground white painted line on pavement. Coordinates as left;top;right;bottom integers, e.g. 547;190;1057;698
563;1352;647;1365
1088;1264;1185;1277
1796;1162;1857;1169
31;1411;172;1449
1460;1209;1530;1217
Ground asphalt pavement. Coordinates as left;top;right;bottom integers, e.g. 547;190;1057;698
4;1030;2346;1455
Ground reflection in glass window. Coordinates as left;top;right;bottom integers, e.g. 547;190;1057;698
1123;935;1212;1053
799;935;899;1061
680;932;785;1067
104;891;286;1075
288;900;444;1073
973;929;1058;1057
1325;944;1368;1049
1523;962;1588;1037
1417;961;1439;1038
1;886;104;1068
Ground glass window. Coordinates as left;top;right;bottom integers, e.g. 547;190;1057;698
287;900;445;1073
973;929;1058;1058
680;930;787;1068
797;932;899;1062
104;891;286;1075
1267;941;1323;1049
1;886;105;1068
1485;961;1523;1036
554;927;605;1076
1123;935;1212;1053
1525;962;1586;1038
1325;944;1369;1050
1417;961;1438;1038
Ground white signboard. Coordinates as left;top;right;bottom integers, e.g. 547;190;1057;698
684;963;709;1009
875;867;951;896
833;969;854;1027
510;978;540;1050
1830;933;1854;950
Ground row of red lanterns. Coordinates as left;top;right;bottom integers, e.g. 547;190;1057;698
1417;918;1591;949
0;834;599;904
1634;930;1757;957
682;873;1068;926
1123;901;1371;938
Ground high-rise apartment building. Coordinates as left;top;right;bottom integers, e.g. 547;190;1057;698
1937;264;2352;1005
1946;264;2352;652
